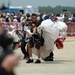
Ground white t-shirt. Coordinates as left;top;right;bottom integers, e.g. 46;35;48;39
8;30;20;42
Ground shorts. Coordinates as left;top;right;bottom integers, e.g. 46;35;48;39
28;37;41;49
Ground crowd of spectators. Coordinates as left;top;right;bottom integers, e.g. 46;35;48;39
0;10;75;75
0;11;75;23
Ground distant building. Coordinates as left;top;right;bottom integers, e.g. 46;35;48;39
2;6;39;14
2;6;24;13
25;6;39;14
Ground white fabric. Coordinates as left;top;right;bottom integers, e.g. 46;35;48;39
56;21;67;38
12;30;20;42
7;13;10;16
26;29;34;37
20;17;24;22
8;30;20;42
13;19;18;22
18;25;22;31
8;31;13;36
57;14;64;22
10;25;15;29
24;26;28;31
32;19;59;59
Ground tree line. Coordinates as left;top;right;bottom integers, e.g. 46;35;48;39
38;6;75;14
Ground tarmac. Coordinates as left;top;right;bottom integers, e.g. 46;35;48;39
15;37;75;75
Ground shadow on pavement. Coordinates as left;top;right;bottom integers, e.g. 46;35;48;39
40;60;73;64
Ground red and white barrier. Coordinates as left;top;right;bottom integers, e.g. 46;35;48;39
66;22;75;36
0;22;75;36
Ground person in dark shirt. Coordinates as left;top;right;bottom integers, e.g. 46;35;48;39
27;13;54;63
30;13;42;32
26;13;44;63
21;19;30;59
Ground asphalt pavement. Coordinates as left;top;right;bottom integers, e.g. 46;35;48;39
15;37;75;75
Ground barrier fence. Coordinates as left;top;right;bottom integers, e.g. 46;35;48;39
66;22;75;36
0;22;75;36
0;22;22;30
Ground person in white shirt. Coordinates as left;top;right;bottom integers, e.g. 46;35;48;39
57;14;64;22
8;25;20;50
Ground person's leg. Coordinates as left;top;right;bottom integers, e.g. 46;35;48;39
21;40;27;59
28;44;32;57
26;37;34;58
26;46;29;57
13;42;18;50
35;42;41;63
26;43;33;63
37;49;41;59
13;42;16;50
25;46;29;59
35;49;41;63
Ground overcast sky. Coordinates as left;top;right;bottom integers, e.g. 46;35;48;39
0;0;75;8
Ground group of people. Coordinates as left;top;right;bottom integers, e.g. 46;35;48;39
0;12;68;63
0;11;68;75
0;12;75;23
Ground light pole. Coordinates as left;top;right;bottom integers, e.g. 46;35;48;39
8;0;11;13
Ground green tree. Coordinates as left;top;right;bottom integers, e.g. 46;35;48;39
38;6;75;14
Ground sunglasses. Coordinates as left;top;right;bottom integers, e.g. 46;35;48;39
32;18;37;19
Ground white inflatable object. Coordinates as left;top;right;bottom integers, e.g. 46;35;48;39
56;21;67;38
32;19;59;59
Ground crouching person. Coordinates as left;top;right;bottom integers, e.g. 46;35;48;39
26;33;44;63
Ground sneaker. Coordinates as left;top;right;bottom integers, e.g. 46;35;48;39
35;59;41;63
49;57;53;61
43;56;54;61
49;52;54;58
26;59;33;63
48;51;54;61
